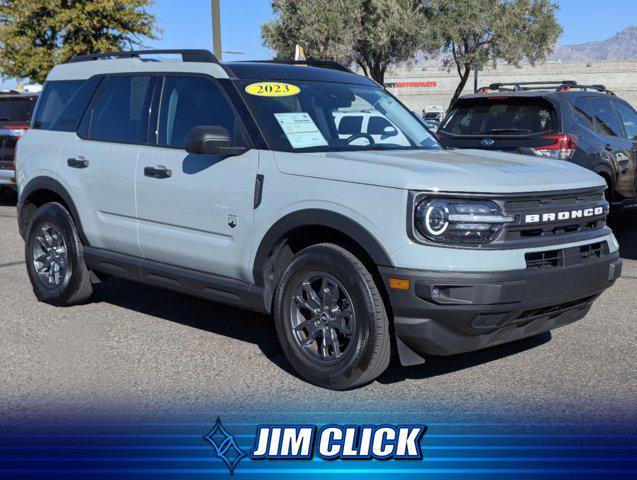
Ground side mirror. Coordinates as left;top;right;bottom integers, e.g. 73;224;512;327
382;125;398;137
185;125;247;157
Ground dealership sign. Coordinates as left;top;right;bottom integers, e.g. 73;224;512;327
384;81;438;88
204;419;426;473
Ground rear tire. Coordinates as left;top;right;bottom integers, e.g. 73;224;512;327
25;202;93;306
273;243;390;390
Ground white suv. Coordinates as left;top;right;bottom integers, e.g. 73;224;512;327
16;50;622;389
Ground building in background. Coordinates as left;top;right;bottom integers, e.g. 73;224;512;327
385;60;637;112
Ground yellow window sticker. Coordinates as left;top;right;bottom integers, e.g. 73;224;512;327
245;82;300;97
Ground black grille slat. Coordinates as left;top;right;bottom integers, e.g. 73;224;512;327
525;242;609;270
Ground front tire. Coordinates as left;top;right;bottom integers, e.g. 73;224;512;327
274;243;390;390
25;202;93;306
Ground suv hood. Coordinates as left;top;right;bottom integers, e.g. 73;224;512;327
273;148;605;193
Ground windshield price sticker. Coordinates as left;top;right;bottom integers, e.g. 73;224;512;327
274;112;328;149
245;82;300;97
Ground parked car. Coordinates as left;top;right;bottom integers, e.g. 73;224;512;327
0;92;37;192
412;111;440;133
423;105;445;122
437;81;637;210
17;52;621;390
423;119;440;133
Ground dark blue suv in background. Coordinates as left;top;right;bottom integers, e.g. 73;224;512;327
437;81;637;210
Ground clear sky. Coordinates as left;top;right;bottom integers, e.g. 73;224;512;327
148;0;274;61
147;0;637;57
4;0;637;88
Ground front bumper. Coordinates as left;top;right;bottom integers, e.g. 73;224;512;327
380;248;622;363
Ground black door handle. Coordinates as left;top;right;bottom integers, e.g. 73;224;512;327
605;143;614;151
67;156;89;168
144;165;172;179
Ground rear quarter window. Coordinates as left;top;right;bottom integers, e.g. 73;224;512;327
440;98;558;136
590;97;623;137
572;97;595;131
33;78;101;131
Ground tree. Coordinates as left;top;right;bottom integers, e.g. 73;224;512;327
262;0;432;85
0;0;159;84
429;0;562;109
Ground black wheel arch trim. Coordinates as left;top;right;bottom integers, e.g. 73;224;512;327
18;176;88;244
252;209;394;286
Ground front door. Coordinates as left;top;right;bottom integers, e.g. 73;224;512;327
136;75;258;281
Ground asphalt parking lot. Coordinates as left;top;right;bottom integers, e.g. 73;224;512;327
0;193;635;424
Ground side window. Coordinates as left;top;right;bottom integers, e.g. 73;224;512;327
368;116;393;135
337;116;363;135
88;75;153;143
33;80;85;130
613;101;637;140
48;76;103;132
590;97;623;137
573;97;595;131
157;76;243;148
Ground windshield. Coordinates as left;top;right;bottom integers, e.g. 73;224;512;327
238;80;440;152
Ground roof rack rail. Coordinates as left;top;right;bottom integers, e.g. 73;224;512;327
477;80;614;94
65;49;218;64
241;59;353;73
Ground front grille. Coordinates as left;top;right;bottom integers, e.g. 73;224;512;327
525;249;563;269
525;241;609;270
516;295;596;321
501;188;608;243
471;294;597;330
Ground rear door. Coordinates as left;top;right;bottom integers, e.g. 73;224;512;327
611;99;637;198
136;75;258;281
437;96;560;152
60;74;157;256
588;96;634;198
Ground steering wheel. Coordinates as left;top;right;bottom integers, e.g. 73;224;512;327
346;133;375;146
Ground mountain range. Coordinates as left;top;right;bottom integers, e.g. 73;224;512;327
415;26;637;65
548;26;637;61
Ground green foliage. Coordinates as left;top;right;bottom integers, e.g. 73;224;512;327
429;0;563;107
262;0;431;84
0;0;159;83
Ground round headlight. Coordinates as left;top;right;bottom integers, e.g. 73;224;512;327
423;202;449;236
414;198;514;245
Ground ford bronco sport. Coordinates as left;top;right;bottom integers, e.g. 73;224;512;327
16;50;622;389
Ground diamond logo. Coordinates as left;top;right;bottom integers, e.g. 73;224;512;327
203;418;247;474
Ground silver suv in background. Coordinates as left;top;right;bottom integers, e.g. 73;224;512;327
16;50;622;389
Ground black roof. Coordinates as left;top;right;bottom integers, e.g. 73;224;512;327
222;61;378;87
64;49;377;87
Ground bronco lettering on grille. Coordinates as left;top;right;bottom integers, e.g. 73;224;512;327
524;206;605;224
